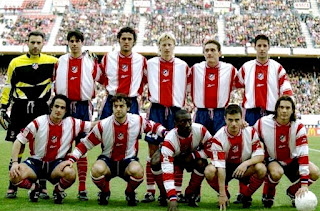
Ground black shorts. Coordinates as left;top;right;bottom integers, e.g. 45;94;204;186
225;162;250;184
174;153;207;173
97;155;139;181
267;158;300;182
24;157;64;184
6;100;49;142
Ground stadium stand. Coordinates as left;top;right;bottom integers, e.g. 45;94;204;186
22;0;45;10
305;15;320;48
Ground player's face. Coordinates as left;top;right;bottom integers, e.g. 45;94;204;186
119;32;135;53
225;113;242;135
113;99;129;121
68;36;83;55
204;43;221;66
27;35;44;56
159;39;175;60
50;99;67;122
276;100;293;124
254;39;270;61
176;113;192;138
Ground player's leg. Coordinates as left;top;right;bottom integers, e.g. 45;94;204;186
262;161;283;208
91;155;112;205
124;159;144;206
240;163;267;208
50;159;76;204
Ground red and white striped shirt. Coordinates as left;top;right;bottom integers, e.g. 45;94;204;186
101;51;147;97
190;61;237;108
161;123;212;199
17;115;92;162
254;115;309;182
235;59;293;111
54;53;102;101
71;113;165;161
210;126;264;169
147;57;189;107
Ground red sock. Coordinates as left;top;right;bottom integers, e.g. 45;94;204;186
16;179;33;189
239;181;248;194
92;175;110;193
174;165;183;194
56;177;74;191
126;176;144;193
77;156;88;192
146;159;156;194
153;170;166;196
185;169;204;196
206;176;219;193
263;175;278;197
243;175;264;197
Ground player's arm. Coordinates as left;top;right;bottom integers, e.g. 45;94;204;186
217;167;228;210
1;60;15;108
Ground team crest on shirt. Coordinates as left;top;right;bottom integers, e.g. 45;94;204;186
208;73;215;81
51;136;58;143
280;135;286;143
122;64;128;72
257;73;264;80
232;145;239;152
117;133;124;140
32;63;39;70
163;69;169;77
71;66;78;73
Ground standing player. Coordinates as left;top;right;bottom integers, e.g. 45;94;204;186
54;30;103;200
204;104;266;208
234;34;293;202
63;94;167;206
235;34;293;126
145;32;189;202
9;95;95;204
189;38;237;136
0;31;58;199
254;96;320;208
99;26;147;119
152;110;213;210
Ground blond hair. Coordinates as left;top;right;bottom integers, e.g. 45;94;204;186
157;32;176;46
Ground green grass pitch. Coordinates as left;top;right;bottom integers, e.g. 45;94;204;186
0;129;319;211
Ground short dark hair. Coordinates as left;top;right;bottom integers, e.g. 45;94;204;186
117;26;137;44
111;93;132;108
174;109;190;122
49;94;70;119
274;96;296;122
67;30;84;42
225;104;242;117
203;39;221;52
27;31;45;40
254;34;270;45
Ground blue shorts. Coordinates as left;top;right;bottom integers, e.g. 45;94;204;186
24;157;64;184
245;108;273;126
70;100;92;143
100;95;139;120
194;108;225;136
145;103;181;145
97;155;139;181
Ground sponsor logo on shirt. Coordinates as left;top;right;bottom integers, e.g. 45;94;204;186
207;84;215;87
70;76;77;80
162;79;170;83
121;75;128;79
32;63;39;70
256;84;264;87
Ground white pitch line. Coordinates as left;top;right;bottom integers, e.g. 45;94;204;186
309;148;320;153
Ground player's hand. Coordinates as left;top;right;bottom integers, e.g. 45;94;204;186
168;200;178;211
84;50;98;61
219;195;229;211
241;119;249;128
59;160;73;172
10;162;21;178
232;162;248;178
295;185;308;198
0;108;11;130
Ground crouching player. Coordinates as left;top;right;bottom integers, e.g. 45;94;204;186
204;104;266;209
254;96;320;208
9;95;95;204
63;94;166;206
151;109;213;210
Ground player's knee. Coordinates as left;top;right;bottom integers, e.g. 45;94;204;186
63;166;76;181
309;163;320;181
91;162;106;178
255;163;267;179
204;164;217;181
195;159;208;173
269;168;283;181
128;162;144;178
